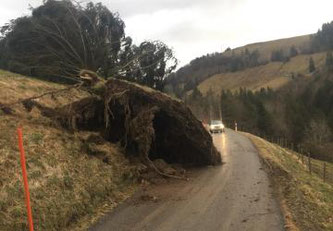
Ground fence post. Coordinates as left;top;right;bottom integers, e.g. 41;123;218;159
323;162;326;182
308;152;312;175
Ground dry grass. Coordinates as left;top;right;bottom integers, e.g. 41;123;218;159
0;70;138;230
198;52;326;95
244;133;333;231
225;34;312;62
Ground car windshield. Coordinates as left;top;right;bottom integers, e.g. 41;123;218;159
211;120;222;125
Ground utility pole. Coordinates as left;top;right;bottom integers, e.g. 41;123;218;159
219;93;223;121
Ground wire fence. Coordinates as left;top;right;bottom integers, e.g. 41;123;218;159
250;132;333;184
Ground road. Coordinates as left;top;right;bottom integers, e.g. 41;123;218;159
90;129;284;231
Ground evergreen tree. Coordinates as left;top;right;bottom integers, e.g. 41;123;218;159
0;0;177;87
325;52;333;70
256;101;272;135
312;21;333;51
271;49;284;62
191;87;203;101
309;57;316;73
289;46;298;57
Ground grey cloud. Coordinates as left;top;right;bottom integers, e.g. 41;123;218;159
156;21;208;42
0;0;43;25
108;0;243;18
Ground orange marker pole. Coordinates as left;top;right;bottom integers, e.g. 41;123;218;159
17;127;34;231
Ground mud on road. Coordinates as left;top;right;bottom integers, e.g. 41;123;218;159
90;129;284;231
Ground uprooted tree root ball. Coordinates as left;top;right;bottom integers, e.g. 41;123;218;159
5;78;221;177
102;79;221;166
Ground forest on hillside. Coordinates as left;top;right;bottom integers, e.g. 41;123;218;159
186;53;333;162
164;49;261;97
165;21;333;97
180;21;333;162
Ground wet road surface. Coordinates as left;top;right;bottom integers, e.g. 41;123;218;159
90;129;284;231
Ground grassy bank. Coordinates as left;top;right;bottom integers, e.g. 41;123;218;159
244;133;333;231
0;70;138;230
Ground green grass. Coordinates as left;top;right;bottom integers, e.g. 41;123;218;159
245;133;333;231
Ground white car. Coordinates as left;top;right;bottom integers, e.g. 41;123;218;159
209;120;225;133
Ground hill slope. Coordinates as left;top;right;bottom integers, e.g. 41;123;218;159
166;33;319;97
0;70;138;230
224;34;312;62
198;51;326;95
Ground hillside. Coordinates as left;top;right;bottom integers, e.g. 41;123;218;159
166;33;323;98
224;34;312;62
198;51;326;95
244;133;333;231
0;70;139;230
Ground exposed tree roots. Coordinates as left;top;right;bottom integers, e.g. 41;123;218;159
3;77;221;178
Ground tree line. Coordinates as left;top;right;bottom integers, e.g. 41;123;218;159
164;48;261;97
184;21;333;162
186;68;333;162
0;0;177;90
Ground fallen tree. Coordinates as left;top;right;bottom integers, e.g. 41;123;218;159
55;78;221;166
2;77;221;168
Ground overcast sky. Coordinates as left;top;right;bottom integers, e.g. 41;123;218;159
1;0;333;66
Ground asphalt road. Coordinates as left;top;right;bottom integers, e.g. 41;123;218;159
90;129;284;231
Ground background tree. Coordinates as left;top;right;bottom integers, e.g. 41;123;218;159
289;45;298;57
1;0;126;80
325;52;333;71
135;41;177;90
309;57;316;73
312;21;333;51
270;49;286;62
305;119;332;146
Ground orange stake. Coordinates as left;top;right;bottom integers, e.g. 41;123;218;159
17;127;34;231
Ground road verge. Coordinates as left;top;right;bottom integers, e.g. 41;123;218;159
244;133;333;231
